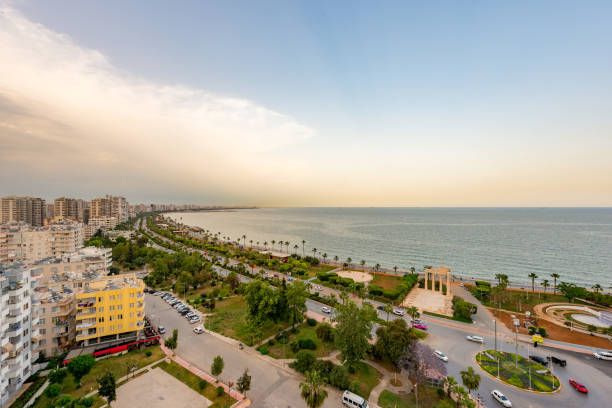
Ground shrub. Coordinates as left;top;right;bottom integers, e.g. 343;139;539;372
48;368;67;384
216;386;224;397
528;325;537;335
329;365;350;389
437;388;446;399
368;285;383;296
349;380;361;394
145;350;152;357
257;346;269;355
312;359;334;380
307;318;317;327
268;339;276;346
290;341;300;353
79;397;94;407
298;338;317;350
199;379;208;390
537;327;547;337
45;383;62;398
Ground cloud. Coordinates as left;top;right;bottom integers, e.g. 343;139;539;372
0;5;314;202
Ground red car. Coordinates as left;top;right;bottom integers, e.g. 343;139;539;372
412;323;428;330
569;378;588;393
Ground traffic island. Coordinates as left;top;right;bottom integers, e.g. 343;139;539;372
475;350;560;393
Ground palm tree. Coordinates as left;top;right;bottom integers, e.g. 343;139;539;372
382;303;393;322
347;257;352;268
333;255;339;262
495;273;504;285
242;235;246;247
551;273;560;294
263;241;268;249
393;266;398;274
542;279;550;295
444;376;458;398
460;366;480;396
322;253;328;263
593;283;602;293
300;370;328;408
528;272;538;293
293;244;299;254
407;306;420;320
375;263;381;272
285;241;290;253
249;239;253;249
271;240;276;251
312;248;317;259
410;267;416;274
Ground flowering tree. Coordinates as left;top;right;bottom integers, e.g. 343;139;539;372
400;342;447;408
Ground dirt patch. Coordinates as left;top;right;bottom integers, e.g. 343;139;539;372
337;270;373;284
493;308;612;349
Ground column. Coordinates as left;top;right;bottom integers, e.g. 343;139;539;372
425;270;428;291
446;272;450;297
440;273;443;293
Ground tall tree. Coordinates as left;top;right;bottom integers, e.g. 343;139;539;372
300;370;328;408
97;372;116;407
361;260;366;271
302;240;306;257
211;355;224;381
444;376;457;398
334;301;376;369
287;281;308;329
374;319;417;366
528;272;538;293
67;354;95;387
383;303;393;322
460;366;481;397
401;342;447;408
237;368;252;397
551;273;560;294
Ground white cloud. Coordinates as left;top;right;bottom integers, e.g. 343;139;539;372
0;5;314;201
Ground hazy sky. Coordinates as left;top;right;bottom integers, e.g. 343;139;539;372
1;1;611;206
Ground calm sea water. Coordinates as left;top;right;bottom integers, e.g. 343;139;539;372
166;208;612;288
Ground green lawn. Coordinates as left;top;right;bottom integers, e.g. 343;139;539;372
476;350;560;392
32;346;165;408
378;387;453;408
204;295;288;346
468;286;585;314
370;274;402;290
423;311;472;324
266;323;335;359
348;362;381;399
156;361;236;408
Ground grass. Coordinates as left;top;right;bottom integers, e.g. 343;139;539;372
475;350;560;392
156;361;236;408
266;323;335;359
423;311;472;324
32;346;165;408
308;264;337;277
378;387;453;408
370;273;402;290
348;361;381;399
469;286;586;314
204;295;289;346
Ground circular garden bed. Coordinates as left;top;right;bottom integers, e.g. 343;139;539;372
475;350;560;392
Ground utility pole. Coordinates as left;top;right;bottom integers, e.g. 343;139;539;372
515;328;518;368
494;320;498;355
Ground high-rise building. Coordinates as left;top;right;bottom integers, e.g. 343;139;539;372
53;197;79;221
90;197;112;218
1;196;45;226
0;263;41;406
110;196;128;223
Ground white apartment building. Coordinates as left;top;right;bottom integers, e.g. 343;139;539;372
0;263;41;406
0;222;84;265
90;196;128;224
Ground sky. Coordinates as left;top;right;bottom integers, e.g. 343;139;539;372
1;0;611;206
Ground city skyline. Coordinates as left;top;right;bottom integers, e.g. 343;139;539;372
2;1;612;206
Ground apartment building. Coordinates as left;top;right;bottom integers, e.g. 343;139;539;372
0;222;84;265
34;290;75;357
0;263;41;406
90;197;112;218
0;196;45;227
111;196;128;223
53;197;79;221
75;274;144;347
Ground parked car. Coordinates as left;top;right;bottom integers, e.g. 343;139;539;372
393;309;404;316
593;351;612;360
158;326;166;334
180;309;190;315
154;291;161;296
412;323;427;330
491;390;512;407
321;306;331;314
376;305;384;311
187;312;197;318
193;327;204;334
434;350;448;362
530;355;548;366
550;356;567;367
411;318;425;325
190;316;201;324
466;335;484;343
316;285;322;291
569;378;588;393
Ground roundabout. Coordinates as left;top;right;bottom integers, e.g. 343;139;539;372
475;350;560;393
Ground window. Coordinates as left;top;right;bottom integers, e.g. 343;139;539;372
51;306;59;313
109;295;115;301
98;307;104;312
118;324;123;330
98;297;103;302
129;303;134;308
118;294;123;300
109;325;114;330
130;292;134;298
39;318;45;325
109;316;114;321
129;322;134;327
129;313;134;318
117;305;122;310
40;339;46;346
40;308;45;314
118;314;123;320
64;266;70;271
51;267;57;272
98;317;104;323
39;329;46;334
109;305;115;311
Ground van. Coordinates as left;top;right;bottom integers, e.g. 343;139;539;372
342;390;369;408
550;356;567;367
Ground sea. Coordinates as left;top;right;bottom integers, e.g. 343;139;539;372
165;208;612;289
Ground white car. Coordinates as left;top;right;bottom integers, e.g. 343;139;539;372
491;390;512;407
593;351;612;360
190;316;201;324
393;309;404;316
466;335;484;343
434;350;448;362
321;306;331;314
193;327;204;334
158;326;166;334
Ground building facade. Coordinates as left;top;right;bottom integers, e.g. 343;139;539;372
1;196;45;227
53;197;79;221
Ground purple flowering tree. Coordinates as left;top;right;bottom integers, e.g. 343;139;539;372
400;342;447;408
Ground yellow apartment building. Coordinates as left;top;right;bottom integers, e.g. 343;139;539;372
75;274;144;346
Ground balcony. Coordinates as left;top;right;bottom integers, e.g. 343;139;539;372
77;300;95;308
76;320;96;330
